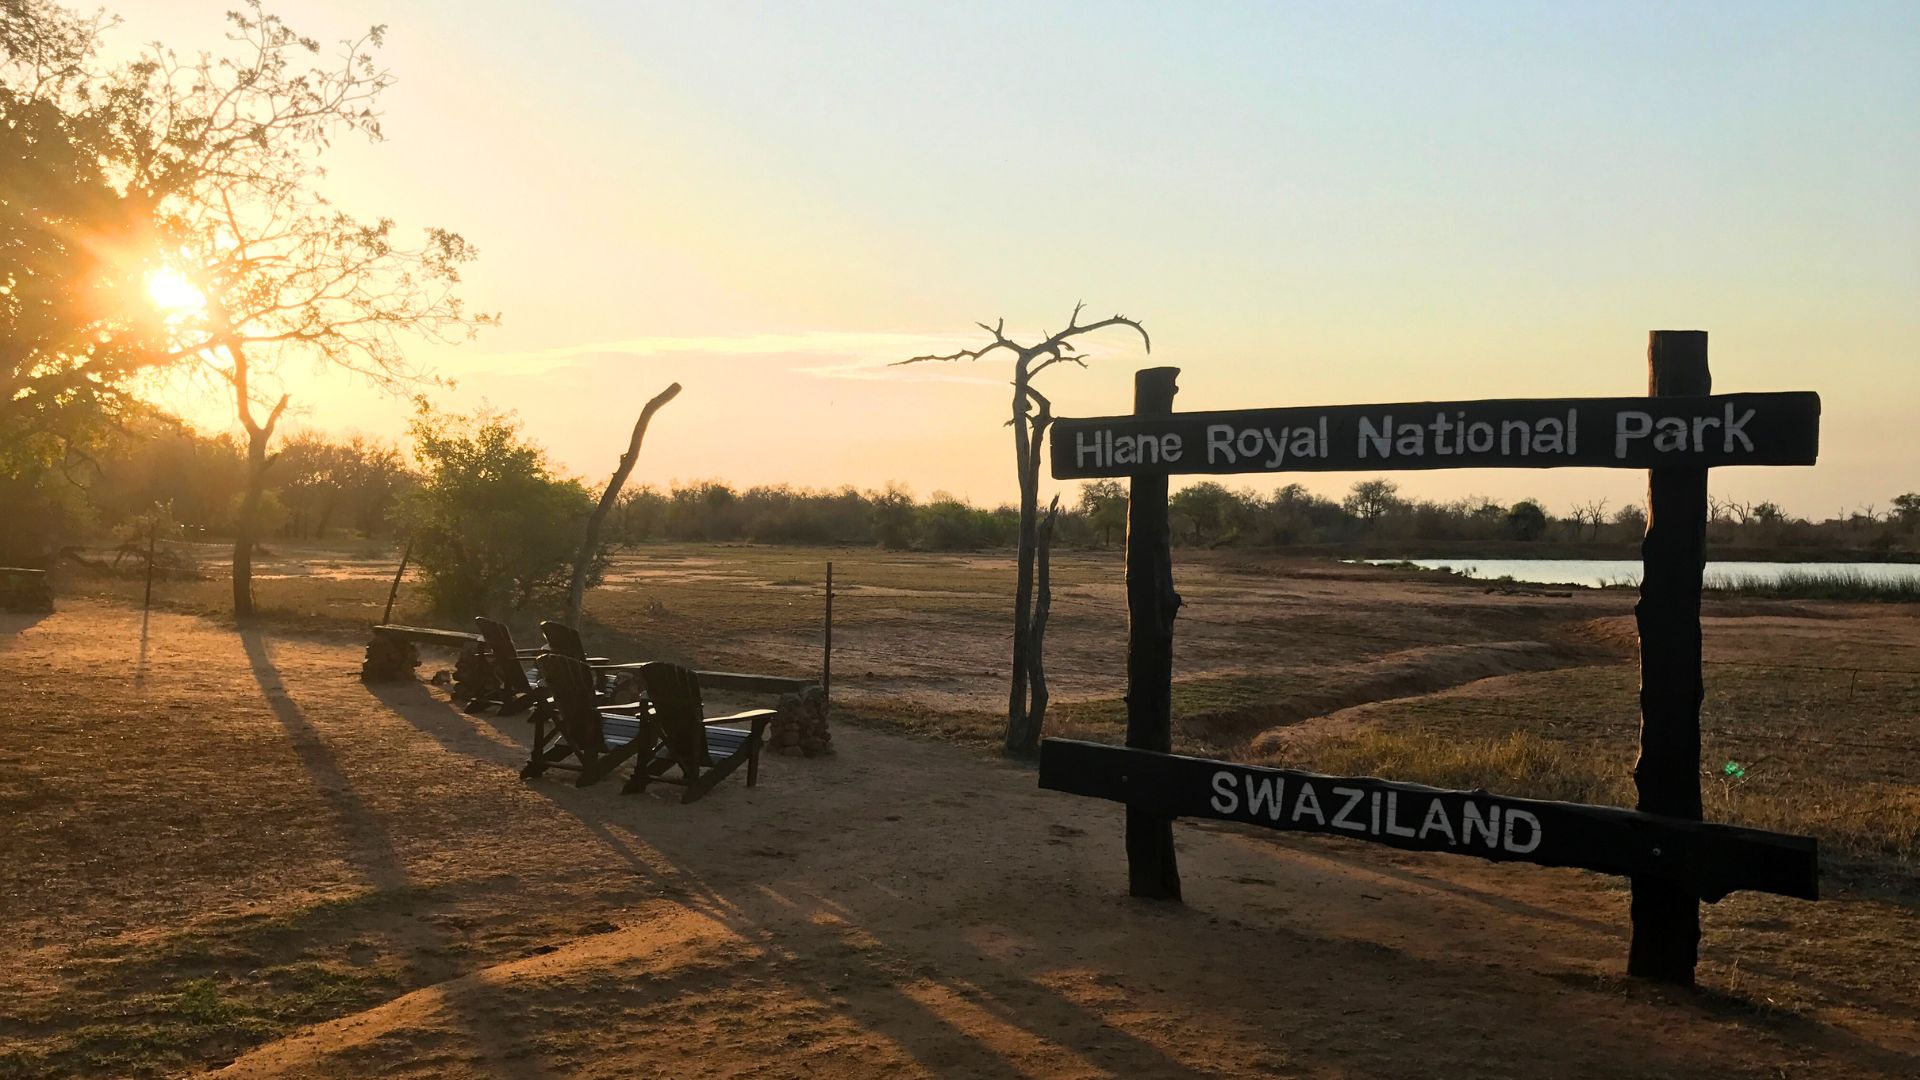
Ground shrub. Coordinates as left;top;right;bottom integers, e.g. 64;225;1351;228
402;409;598;616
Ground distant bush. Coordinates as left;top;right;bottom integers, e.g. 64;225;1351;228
917;498;1016;551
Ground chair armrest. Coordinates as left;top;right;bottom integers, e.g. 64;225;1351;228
513;648;543;657
591;662;649;671
704;708;777;728
597;701;649;714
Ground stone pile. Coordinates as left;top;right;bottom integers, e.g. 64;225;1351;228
770;685;832;756
359;635;420;683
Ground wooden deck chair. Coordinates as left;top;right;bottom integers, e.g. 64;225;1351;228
537;620;611;664
537;621;622;697
523;653;655;786
468;617;544;716
631;661;775;803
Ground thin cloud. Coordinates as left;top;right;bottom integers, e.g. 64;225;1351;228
441;328;1145;387
450;330;983;377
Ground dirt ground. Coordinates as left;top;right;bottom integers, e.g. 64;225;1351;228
5;551;1918;1077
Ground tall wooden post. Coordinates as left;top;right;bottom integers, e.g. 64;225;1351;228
1125;367;1182;900
1630;330;1709;983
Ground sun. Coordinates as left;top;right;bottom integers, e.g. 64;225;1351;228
145;266;206;321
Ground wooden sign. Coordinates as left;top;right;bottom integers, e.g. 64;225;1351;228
1039;739;1818;902
1050;392;1820;478
1041;333;1823;986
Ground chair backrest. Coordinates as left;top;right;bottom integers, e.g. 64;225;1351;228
534;653;608;753
473;617;533;695
639;661;707;766
540;620;588;662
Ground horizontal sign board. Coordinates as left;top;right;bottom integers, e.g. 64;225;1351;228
1038;739;1818;902
1049;392;1820;478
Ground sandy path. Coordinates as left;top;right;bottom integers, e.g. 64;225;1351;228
1;602;1910;1078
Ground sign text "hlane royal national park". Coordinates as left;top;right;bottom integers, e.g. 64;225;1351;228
1049;392;1821;479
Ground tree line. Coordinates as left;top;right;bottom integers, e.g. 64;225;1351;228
21;413;1914;569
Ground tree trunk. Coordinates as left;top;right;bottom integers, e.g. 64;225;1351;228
1006;364;1037;753
1026;495;1060;743
232;426;271;618
226;339;286;620
566;382;682;626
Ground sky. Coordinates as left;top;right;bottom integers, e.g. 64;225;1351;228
120;1;1918;518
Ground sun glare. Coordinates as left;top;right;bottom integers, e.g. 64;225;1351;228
145;266;206;321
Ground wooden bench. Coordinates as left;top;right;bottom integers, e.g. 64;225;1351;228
0;567;52;614
360;623;483;684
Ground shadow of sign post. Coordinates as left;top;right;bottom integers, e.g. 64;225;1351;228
1039;330;1822;986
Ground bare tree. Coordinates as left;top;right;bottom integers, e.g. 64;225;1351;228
897;303;1150;754
565;382;681;626
1578;497;1610;540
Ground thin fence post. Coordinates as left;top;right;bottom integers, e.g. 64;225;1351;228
143;520;157;611
823;560;833;717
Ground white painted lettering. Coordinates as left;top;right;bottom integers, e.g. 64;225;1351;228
1244;774;1286;821
1654;416;1689;452
1206;424;1235;464
1076;429;1104;469
1462;802;1501;848
1503;808;1543;854
1534;417;1566;455
1260;428;1286;468
1291;782;1325;825
1693;414;1720;453
1616;411;1653;458
1500;419;1531;456
1358;416;1392;459
1236;429;1264;460
1209;770;1239;815
1724;403;1755;453
1418;798;1457;844
1384;791;1418;837
1330;786;1368;832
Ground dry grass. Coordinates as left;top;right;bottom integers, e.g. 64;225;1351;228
1264;660;1920;883
58;540;1920;880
